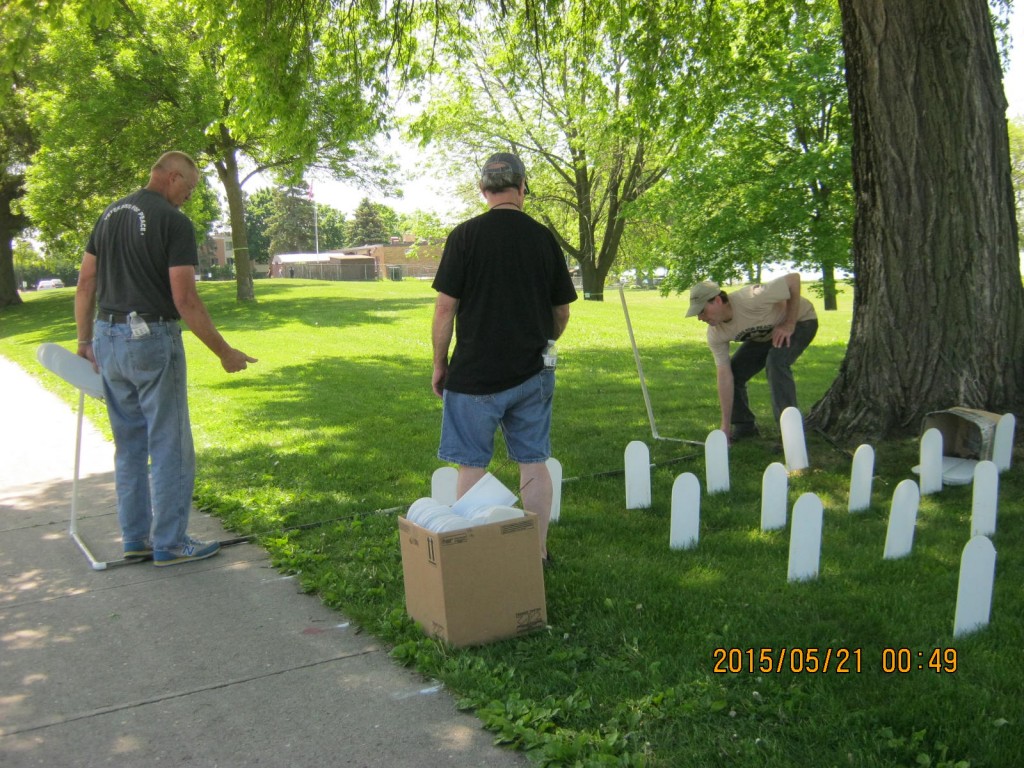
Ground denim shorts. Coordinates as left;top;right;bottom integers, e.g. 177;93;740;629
439;369;555;467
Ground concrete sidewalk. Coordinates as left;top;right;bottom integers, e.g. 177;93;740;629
0;354;528;767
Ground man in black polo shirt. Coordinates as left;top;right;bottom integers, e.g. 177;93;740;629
75;151;256;566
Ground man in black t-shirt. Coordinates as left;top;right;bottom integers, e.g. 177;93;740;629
75;151;256;566
432;152;577;562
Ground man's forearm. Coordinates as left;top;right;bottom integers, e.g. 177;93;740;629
75;284;96;342
432;295;457;366
74;253;98;353
432;323;453;366
716;365;734;430
176;292;232;359
784;273;802;324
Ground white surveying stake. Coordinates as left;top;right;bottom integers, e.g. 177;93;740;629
618;285;704;447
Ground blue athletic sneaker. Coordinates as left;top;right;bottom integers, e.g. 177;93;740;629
153;536;221;567
123;539;153;558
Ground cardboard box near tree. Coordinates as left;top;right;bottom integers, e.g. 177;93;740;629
917;407;1015;486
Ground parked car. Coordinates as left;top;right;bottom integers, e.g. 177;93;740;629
36;279;65;290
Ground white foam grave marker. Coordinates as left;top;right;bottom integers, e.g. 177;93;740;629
780;407;809;472
971;460;998;537
883;479;920;560
670;472;700;549
918;427;943;495
787;493;823;582
760;462;788;531
848;444;875;513
547;457;563;523
954;536;996;638
431;466;458;506
704;429;730;494
37;342;106;400
625;440;651;509
993;413;1015;473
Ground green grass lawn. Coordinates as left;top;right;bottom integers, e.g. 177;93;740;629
2;280;1020;767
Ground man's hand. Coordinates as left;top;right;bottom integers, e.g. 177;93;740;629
220;348;257;373
77;342;99;373
771;322;795;348
432;363;447;398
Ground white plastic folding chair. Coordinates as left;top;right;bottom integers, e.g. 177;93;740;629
36;342;138;570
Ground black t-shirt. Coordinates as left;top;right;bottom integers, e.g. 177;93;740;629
86;188;199;318
433;208;578;394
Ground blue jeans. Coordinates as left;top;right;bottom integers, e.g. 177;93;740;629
439;369;555;466
93;320;194;550
730;319;818;428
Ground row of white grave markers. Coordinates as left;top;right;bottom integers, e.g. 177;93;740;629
848;424;1005;542
625;429;735;511
669;406;999;635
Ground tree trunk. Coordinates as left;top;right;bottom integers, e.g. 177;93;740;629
811;0;1024;441
821;262;837;311
0;231;22;310
579;260;607;301
0;179;27;310
212;141;256;302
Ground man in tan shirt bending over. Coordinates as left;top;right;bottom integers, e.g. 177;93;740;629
685;274;817;443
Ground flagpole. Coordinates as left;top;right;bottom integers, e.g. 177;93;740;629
309;183;319;254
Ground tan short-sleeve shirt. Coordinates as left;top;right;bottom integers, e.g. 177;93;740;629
707;277;817;367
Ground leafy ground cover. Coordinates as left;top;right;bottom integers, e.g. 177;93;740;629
2;281;1020;767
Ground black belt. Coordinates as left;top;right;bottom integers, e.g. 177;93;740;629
97;311;176;324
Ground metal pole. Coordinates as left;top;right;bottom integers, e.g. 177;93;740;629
618;285;704;447
619;285;659;436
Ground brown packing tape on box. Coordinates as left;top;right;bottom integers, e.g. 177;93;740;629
398;512;547;648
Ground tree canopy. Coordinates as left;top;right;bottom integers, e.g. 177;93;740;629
411;0;734;299
9;0;414;301
654;0;853;310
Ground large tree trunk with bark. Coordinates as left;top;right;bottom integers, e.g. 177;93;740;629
810;0;1024;442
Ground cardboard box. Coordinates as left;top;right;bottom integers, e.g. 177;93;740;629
398;512;547;647
921;407;1001;460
